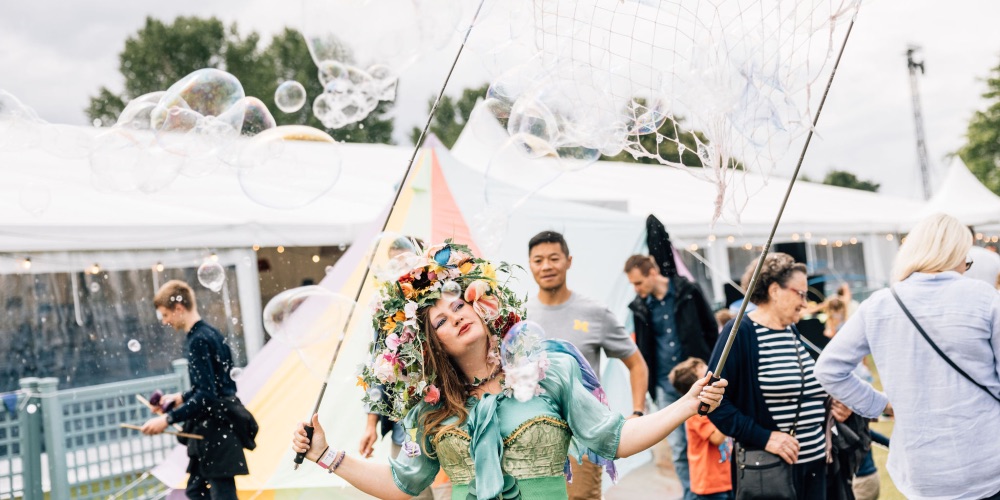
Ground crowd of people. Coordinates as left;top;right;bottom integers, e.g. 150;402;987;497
138;212;1000;500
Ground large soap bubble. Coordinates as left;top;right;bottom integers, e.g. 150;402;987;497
263;286;355;348
0;90;44;152
197;261;226;292
150;69;246;159
89;128;183;193
236;125;343;209
275;81;307;113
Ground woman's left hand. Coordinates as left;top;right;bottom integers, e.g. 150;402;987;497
687;372;727;414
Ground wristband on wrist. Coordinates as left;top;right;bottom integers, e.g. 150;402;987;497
632;410;644;417
316;447;335;468
328;450;346;474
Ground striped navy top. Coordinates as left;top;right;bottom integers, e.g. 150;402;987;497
755;322;827;464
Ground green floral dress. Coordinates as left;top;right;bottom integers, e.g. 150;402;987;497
389;352;625;500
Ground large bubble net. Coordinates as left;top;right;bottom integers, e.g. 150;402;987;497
480;0;860;221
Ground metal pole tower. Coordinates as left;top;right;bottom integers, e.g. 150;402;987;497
907;45;933;200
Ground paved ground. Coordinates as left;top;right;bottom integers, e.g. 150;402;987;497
605;439;683;500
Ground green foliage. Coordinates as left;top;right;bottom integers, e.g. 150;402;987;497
410;83;491;147
821;169;880;192
956;62;1000;195
86;16;394;144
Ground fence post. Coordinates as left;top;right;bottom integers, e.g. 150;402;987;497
172;359;190;393
17;378;43;500
37;377;70;500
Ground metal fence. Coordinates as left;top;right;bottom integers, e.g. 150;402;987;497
0;360;189;500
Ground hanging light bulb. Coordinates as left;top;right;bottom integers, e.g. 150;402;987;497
210;253;219;263
311;255;320;263
89;263;101;274
155;262;164;272
277;246;285;254
21;258;32;270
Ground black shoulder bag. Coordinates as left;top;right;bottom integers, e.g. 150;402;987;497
890;287;1000;403
735;332;805;500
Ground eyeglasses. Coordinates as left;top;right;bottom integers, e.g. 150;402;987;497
785;286;809;301
966;259;974;271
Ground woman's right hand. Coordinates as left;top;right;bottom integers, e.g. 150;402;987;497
292;413;329;462
765;431;800;464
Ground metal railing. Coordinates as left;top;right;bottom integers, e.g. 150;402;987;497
0;360;189;500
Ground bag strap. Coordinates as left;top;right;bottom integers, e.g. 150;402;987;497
890;287;1000;404
789;329;807;436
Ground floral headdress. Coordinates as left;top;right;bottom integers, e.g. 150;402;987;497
359;240;525;421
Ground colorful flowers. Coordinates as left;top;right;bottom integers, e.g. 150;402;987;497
360;240;526;421
423;384;441;405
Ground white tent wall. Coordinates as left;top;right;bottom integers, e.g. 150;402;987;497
918;157;1000;227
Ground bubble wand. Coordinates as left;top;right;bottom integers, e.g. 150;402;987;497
293;0;489;469
699;16;859;415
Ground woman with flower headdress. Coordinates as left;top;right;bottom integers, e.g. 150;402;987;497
292;241;727;500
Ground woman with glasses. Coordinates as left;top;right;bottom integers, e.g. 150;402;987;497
816;213;1000;500
707;253;847;498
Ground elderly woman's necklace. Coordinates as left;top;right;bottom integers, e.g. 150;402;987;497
465;365;502;391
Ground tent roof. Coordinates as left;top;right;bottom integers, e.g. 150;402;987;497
918;158;1000;227
0;129;410;252
453;102;926;239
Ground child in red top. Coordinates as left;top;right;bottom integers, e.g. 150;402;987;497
670;358;733;500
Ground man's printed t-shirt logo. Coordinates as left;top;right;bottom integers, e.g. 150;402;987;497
573;320;589;333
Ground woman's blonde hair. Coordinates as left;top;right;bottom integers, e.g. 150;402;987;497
891;213;971;282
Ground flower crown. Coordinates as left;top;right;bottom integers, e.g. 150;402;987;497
359;240;524;421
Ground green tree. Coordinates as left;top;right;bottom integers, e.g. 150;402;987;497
602;114;708;167
410;83;491;147
86;16;394;144
822;169;880;192
957;62;1000;195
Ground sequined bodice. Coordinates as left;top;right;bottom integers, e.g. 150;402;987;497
435;416;572;485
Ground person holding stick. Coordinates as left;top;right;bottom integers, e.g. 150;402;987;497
291;242;726;500
141;280;254;500
706;254;847;498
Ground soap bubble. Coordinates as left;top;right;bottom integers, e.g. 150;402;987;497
26;404;37;414
231;317;239;325
197;261;226;292
44;124;95;159
237;125;342;209
0;89;44;152
441;281;462;303
365;233;424;279
470;208;510;257
18;182;51;217
150;69;245;159
89;282;101;293
127;339;142;352
236;97;276;136
263;286;354;348
275;81;307;113
89;129;183;193
229;367;244;380
115;92;166;130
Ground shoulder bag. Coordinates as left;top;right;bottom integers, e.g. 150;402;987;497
734;330;805;500
890;287;1000;403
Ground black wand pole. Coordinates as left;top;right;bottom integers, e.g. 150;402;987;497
698;17;858;415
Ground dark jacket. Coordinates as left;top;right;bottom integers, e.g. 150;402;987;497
706;314;781;449
168;321;252;478
629;275;718;396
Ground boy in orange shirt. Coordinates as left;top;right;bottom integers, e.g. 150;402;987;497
670;358;733;500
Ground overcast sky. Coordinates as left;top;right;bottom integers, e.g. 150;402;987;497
1;0;998;200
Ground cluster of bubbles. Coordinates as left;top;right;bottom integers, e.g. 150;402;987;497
1;68;344;212
197;260;226;292
127;339;142;352
300;0;463;128
479;0;860;219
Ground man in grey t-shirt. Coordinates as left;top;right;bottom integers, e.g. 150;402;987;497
526;231;649;500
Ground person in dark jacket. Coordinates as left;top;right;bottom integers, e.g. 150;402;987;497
141;280;250;500
625;254;718;500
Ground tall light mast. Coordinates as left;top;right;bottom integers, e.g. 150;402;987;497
907;45;933;200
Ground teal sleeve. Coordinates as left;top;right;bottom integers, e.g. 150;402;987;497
387;403;440;496
541;352;626;460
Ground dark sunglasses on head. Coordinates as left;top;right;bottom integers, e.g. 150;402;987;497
966;259;974;271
